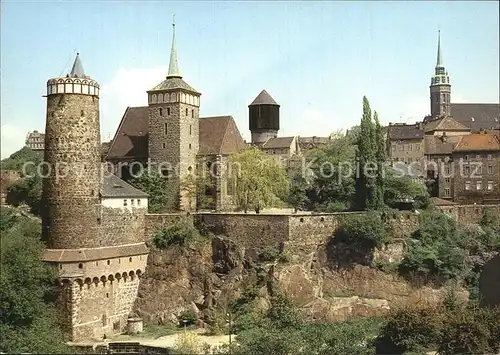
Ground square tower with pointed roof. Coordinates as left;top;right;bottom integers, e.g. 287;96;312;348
147;22;201;210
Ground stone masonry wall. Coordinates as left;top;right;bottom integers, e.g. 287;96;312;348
143;206;489;255
148;94;200;211
144;213;194;242
438;204;500;225
99;206;146;246
194;213;290;251
71;276;141;341
43;94;101;249
58;252;147;342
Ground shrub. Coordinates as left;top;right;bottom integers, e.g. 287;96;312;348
267;291;302;329
172;331;203;354
375;305;444;354
153;223;202;249
438;306;500;355
335;212;389;251
178;309;197;327
258;246;280;262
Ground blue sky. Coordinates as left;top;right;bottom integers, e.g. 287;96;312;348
1;1;499;158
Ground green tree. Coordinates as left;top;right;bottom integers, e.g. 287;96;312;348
384;170;429;209
286;174;310;212
6;175;42;216
128;169;173;212
229;148;289;213
301;131;357;212
335;212;389;251
371;111;385;210
0;146;41;171
355;97;377;211
0;208;68;353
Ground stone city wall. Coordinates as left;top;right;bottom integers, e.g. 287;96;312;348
143;205;495;253
144;213;194;242
437;204;500;225
195;213;290;251
99;206;147;246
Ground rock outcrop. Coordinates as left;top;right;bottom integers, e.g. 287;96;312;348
134;236;468;325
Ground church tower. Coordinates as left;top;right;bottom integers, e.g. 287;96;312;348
429;31;451;118
43;53;101;249
148;20;201;210
249;89;280;145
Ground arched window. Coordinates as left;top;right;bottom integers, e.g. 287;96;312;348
152;94;157;104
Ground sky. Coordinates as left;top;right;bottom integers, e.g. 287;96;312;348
1;1;499;158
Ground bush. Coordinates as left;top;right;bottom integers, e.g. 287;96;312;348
258;246;280;262
267;291;302;329
399;210;470;285
6;175;42;216
376;300;500;355
178;309;197;327
153;223;202;249
172;331;203;354
376;305;444;354
335;212;389;251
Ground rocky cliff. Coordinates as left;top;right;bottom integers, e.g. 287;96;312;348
134;234;468;325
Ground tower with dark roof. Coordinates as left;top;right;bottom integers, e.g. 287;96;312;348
147;20;201;210
249;89;280;145
43;53;101;249
430;31;451;118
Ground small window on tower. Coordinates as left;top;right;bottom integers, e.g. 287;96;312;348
159;108;163;116
189;143;192;149
164;123;168;135
167;107;170;115
162;143;166;149
81;110;84;117
191;109;194;118
190;125;192;135
185;108;188;116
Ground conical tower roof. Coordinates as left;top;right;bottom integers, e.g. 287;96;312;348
70;53;85;78
167;20;181;79
249;89;279;106
148;17;199;94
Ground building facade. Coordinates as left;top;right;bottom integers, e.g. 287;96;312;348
25;130;45;151
452;132;500;204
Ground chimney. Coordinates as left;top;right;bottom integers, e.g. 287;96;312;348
417;122;423;130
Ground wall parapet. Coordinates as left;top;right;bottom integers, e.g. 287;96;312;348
143;204;498;250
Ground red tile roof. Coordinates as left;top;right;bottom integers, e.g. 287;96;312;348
107;107;149;160
454;132;500;152
106;107;245;160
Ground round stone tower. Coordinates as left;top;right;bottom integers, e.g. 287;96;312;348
249;89;280;146
42;53;102;249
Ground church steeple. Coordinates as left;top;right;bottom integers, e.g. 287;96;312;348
167;16;181;79
429;30;451;118
436;30;443;68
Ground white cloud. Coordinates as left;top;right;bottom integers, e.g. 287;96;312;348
99;66;168;141
1;122;25;159
284;109;344;137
